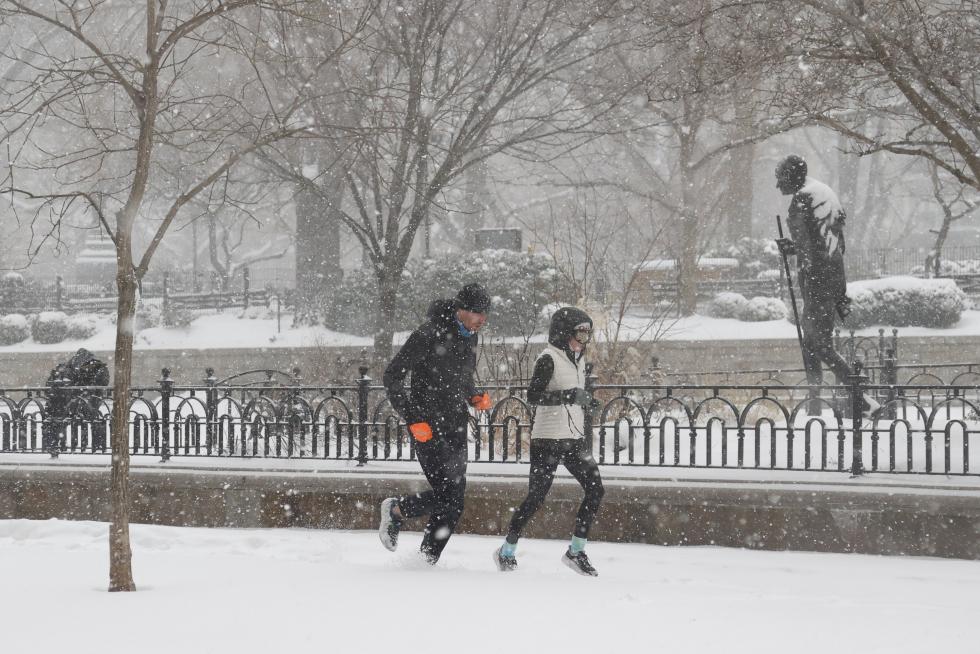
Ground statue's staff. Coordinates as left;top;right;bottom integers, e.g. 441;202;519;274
776;214;805;365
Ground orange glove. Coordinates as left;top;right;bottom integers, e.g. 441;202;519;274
470;392;492;411
408;422;433;443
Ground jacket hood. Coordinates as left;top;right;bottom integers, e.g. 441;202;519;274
547;306;593;350
68;348;98;370
426;298;458;329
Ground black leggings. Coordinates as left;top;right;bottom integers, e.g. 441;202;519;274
506;438;604;543
397;414;469;561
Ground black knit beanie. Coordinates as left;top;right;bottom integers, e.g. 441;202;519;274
454;283;491;314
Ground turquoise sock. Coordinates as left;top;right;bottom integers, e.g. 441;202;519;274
570;536;587;554
501;541;517;558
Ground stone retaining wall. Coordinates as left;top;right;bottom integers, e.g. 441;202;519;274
2;463;979;560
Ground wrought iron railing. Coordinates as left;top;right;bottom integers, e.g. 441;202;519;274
2;363;980;477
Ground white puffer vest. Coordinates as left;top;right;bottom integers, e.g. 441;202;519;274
530;343;587;440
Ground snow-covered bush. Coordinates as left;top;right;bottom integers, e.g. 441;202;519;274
756;268;781;281
705;292;787;322
32;311;69;344
65;314;99;340
1;271;25;288
0;313;30;345
162;302;194;328
704;292;749;319
841;277;965;329
312;250;576;336
239;304;274;320
706;238;782;276
739;296;787;322
135;302;163;331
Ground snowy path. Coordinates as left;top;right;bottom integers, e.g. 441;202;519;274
1;519;976;653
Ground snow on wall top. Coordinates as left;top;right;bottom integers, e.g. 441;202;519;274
638;258;740;271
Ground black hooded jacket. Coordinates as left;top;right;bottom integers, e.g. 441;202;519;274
527;307;593;406
383;299;478;426
67;348;110;386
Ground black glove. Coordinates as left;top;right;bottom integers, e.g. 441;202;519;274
560;387;592;407
776;238;796;256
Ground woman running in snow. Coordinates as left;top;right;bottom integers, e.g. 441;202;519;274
493;306;604;576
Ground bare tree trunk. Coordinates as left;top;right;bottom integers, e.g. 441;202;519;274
109;237;137;593
295;172;344;304
677;136;699;316
724;86;756;242
372;279;399;370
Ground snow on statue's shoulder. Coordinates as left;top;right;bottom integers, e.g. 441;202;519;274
800;177;844;256
799;177;843;222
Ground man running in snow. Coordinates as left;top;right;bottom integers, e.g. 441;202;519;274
378;283;492;564
775;155;854;393
493;307;604;576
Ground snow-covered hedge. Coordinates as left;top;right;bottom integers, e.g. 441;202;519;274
704;292;749;319
65;314;99;340
741;296;787;321
313;250;576;336
0;313;30;346
32;311;69;344
705;292;787;322
842;276;965;329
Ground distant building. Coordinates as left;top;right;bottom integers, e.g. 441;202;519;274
474;228;522;251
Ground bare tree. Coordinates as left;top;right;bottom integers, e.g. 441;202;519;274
189;176;294;291
924;163;980;276
779;0;980;192
263;0;630;366
0;0;356;591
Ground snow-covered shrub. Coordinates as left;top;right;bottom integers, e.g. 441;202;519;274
239;304;274;320
756;268;781;281
0;313;30;345
704;292;749;319
312;250;576;336
1;272;25;288
32;311;69;344
162;302;194;328
840;277;965;329
706;238;783;276
65;314;99;340
738;296;787;322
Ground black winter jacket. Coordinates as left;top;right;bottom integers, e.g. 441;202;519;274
383;299;478;426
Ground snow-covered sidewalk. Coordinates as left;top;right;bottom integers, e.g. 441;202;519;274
2;519;976;654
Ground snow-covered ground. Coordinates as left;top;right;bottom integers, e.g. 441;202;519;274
5;309;980;354
2;518;977;654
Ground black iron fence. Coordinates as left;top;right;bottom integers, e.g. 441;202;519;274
845;245;980;280
2;363;980;477
0;267;278;315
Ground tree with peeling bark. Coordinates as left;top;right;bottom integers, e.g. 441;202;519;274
263;0;630;366
0;0;358;591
